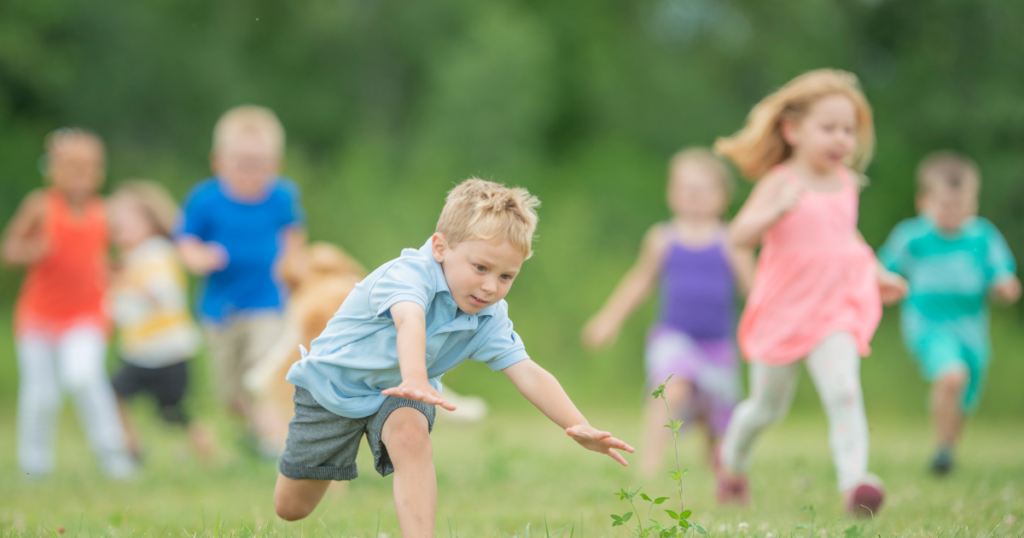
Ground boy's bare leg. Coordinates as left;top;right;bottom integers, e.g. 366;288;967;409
274;474;331;521
381;407;436;538
116;399;140;458
932;371;967;448
187;422;215;461
639;380;691;478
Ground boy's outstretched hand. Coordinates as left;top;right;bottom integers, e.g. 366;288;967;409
566;424;635;466
382;380;457;411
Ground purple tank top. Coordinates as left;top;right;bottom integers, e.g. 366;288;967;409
657;236;735;340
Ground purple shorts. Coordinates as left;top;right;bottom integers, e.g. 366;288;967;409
645;324;740;437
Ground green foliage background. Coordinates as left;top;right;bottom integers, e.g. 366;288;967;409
1;0;1023;418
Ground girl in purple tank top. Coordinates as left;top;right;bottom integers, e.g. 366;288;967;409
583;148;755;476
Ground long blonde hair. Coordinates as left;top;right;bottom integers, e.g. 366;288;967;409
714;69;875;180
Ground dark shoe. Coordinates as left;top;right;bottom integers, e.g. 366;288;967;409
931;447;954;476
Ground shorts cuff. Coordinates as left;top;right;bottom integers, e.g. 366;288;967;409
279;460;358;481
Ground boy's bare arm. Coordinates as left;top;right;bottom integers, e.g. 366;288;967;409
381;301;456;410
503;360;634;466
991;276;1022;305
1;190;47;266
176;235;227;275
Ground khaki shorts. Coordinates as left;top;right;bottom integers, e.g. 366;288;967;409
203;312;283;407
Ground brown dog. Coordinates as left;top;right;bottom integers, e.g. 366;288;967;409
245;242;366;449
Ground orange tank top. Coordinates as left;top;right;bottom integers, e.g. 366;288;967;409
14;189;109;337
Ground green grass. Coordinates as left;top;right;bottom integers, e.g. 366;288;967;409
0;304;1022;537
0;405;1022;537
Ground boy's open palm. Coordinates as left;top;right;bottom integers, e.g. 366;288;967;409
566;424;634;466
382;380;457;411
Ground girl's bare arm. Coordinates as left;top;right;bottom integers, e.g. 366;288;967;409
581;225;668;349
729;172;801;249
1;190;47;266
725;245;756;296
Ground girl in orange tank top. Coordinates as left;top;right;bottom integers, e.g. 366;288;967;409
1;129;133;479
712;70;907;516
14;188;109;336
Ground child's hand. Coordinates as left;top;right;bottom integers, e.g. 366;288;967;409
991;277;1022;305
382;380;457;411
565;424;635;466
775;181;804;216
877;268;908;305
581;314;620;350
179;239;228;275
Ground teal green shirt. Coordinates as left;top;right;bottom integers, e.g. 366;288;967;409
877;216;1016;360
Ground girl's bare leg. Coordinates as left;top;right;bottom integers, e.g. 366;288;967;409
639;380;692;477
274;474;331;521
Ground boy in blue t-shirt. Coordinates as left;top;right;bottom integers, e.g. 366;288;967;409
176;106;307;448
878;151;1020;475
273;179;633;536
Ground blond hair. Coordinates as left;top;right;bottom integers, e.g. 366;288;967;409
714;69;875;180
45;127;105;157
669;147;735;200
436;178;540;259
213;105;285;156
113;180;181;237
916;150;980;195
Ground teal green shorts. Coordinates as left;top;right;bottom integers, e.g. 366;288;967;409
910;332;988;413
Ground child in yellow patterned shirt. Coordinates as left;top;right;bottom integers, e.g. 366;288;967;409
109;180;212;461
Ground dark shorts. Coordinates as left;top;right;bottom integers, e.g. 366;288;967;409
112;361;191;425
278;386;436;481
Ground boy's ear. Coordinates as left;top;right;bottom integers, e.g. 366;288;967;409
431;233;447;263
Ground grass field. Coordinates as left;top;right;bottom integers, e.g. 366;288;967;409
1;405;1022;537
0;310;1022;537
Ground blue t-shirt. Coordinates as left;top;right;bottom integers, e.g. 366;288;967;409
286;238;531;418
878;215;1016;360
177;177;305;322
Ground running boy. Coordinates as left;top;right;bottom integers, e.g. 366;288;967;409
176;105;306;453
878;151;1020;475
274;179;633;537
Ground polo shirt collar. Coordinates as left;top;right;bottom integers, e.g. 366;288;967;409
419;237;498;318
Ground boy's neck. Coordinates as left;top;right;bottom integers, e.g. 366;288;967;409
218;177;273;202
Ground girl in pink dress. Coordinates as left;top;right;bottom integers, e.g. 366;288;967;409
713;69;907;516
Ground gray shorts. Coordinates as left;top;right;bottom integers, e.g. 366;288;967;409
279;387;436;480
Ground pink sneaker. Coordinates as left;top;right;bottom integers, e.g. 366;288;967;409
716;472;750;505
845;475;884;517
713;446;749;505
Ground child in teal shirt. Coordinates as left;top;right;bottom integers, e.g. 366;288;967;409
878;151;1020;475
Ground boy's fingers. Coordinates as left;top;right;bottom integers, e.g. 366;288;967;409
607;449;629;466
604;437;635;453
438;398;457;411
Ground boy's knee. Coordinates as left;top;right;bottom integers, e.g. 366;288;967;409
936;370;968;394
383;414;432;460
274;493;314;522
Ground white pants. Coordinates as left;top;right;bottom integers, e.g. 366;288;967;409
16;325;134;478
720;332;869;492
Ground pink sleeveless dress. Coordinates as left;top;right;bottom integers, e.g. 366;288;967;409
737;166;881;365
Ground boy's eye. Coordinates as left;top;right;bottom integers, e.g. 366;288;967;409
500;274;512;281
475;264;486;272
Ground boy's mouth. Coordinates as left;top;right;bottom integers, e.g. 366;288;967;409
469;295;489;308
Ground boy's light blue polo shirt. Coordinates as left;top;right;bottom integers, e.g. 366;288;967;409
286;238;530;418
